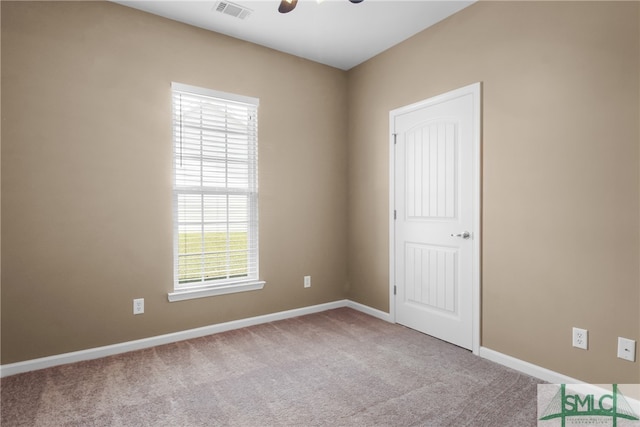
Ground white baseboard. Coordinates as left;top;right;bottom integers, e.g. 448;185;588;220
346;300;393;322
0;299;356;378
479;346;584;384
4;302;630;400
479;347;640;404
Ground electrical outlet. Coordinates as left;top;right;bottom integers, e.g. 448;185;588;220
304;275;311;288
617;337;636;362
572;327;588;350
133;298;144;315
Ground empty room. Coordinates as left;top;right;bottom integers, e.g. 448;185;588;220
1;0;639;426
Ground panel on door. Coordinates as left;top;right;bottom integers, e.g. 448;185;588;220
404;243;457;314
405;120;457;220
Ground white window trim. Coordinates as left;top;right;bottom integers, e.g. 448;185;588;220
169;82;263;302
172;82;259;107
168;280;265;302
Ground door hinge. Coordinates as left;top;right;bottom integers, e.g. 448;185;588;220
393;133;397;144
394;285;397;295
394;210;397;220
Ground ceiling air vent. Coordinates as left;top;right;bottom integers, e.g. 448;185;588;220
214;1;252;20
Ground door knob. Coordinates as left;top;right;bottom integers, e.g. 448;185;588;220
451;231;471;239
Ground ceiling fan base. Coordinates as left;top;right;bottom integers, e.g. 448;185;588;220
279;0;364;14
278;0;298;14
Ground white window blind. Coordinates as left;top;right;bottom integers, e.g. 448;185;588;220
171;82;259;295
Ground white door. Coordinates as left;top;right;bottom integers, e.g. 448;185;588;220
391;83;480;351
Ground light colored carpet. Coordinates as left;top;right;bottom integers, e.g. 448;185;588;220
1;308;541;426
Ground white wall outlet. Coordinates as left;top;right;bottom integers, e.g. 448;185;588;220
617;337;636;362
133;298;144;315
304;275;311;288
572;327;588;350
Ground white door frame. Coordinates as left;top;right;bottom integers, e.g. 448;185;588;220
389;82;481;355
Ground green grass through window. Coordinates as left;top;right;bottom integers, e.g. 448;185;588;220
177;232;248;283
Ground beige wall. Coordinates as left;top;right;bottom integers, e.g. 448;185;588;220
1;0;638;385
1;1;348;363
347;1;639;383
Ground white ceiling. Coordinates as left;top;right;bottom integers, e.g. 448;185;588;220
113;0;475;70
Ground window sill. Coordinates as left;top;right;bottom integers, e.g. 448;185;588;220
168;280;265;302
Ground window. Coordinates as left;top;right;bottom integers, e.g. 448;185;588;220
169;82;263;302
